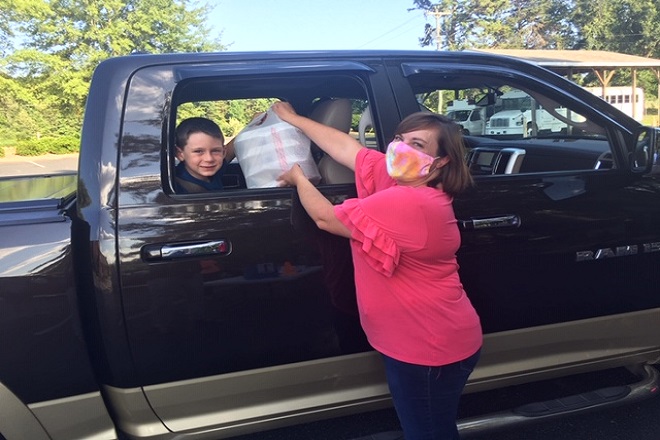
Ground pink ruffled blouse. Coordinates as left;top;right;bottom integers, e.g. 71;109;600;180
334;148;482;366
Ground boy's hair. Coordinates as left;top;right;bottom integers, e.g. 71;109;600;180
175;117;224;149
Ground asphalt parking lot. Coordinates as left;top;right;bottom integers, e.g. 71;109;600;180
0;153;78;177
232;392;660;440
233;366;660;440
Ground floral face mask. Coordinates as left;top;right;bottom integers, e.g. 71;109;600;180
385;140;437;181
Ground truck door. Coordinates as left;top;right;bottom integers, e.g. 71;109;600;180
112;59;402;436
392;62;660;383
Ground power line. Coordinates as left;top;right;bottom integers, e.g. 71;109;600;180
357;12;426;49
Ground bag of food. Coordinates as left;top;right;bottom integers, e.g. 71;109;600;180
232;107;321;188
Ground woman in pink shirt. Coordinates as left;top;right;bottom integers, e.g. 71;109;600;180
273;102;482;440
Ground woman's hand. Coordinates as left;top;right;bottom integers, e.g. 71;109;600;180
277;163;307;187
273;100;360;172
271;101;298;124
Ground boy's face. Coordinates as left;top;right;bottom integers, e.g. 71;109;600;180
176;132;226;182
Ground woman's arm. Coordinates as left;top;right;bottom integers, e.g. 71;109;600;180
278;164;351;238
271;101;362;171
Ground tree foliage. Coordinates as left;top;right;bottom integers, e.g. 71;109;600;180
1;0;224;149
411;0;660;56
572;0;660;58
3;1;660;156
411;0;576;50
411;0;660;115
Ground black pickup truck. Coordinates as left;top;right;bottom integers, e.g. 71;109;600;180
2;50;660;440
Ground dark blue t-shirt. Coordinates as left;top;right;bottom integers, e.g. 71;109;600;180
175;162;226;193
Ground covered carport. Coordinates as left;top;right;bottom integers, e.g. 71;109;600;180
473;49;660;124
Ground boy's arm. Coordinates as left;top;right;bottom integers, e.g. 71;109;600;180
225;137;236;163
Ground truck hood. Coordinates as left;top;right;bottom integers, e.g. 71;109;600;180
491;110;525;119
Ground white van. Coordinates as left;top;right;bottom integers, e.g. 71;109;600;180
446;99;485;135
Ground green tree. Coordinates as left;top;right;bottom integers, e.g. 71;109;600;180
18;0;221;61
0;0;53;56
573;0;660;58
411;1;660;121
474;0;574;49
411;0;575;50
4;0;224;144
413;0;660;55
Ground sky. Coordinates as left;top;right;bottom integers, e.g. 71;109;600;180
209;1;435;52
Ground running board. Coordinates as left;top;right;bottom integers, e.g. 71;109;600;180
458;364;659;436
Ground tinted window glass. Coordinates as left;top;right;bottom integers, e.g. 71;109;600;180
170;75;370;192
408;73;615;175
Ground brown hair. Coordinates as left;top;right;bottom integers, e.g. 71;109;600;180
176;117;225;149
394;112;473;197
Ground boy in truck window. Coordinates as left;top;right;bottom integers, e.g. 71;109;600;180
174;117;236;193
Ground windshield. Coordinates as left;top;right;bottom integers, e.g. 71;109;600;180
447;110;471;122
502;97;531;111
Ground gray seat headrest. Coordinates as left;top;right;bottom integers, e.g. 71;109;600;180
307;98;356;185
309;98;352;132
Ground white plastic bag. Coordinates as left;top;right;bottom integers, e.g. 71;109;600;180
232;107;321;188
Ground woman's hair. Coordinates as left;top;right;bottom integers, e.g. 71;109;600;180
394;112;473;197
175;117;225;149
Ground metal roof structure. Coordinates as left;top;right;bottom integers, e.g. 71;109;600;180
473;49;660;120
472;49;660;75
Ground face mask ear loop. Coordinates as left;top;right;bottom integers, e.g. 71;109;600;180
427;156;441;173
421;162;433;176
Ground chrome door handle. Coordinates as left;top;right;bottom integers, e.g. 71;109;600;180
142;240;231;261
459;215;521;230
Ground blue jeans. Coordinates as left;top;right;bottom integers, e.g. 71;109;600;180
382;349;481;440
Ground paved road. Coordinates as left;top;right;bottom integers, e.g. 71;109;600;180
0;153;78;177
234;391;660;440
465;395;660;440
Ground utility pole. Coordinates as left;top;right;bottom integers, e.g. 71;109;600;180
425;4;449;112
425;3;449;51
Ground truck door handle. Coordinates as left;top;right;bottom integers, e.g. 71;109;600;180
141;240;231;261
459;215;521;230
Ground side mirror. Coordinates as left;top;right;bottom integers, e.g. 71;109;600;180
631;126;659;174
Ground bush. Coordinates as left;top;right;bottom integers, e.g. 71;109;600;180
15;136;80;156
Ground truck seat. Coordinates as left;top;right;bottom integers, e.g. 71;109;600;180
358;106;372;146
308;98;355;184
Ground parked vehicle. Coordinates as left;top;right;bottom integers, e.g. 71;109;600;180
584;86;645;122
446;99;486;135
484;89;574;138
2;50;660;440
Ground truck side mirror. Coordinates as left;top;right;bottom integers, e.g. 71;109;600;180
630;126;659;174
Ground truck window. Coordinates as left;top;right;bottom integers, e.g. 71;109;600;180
408;73;616;175
169;75;369;193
